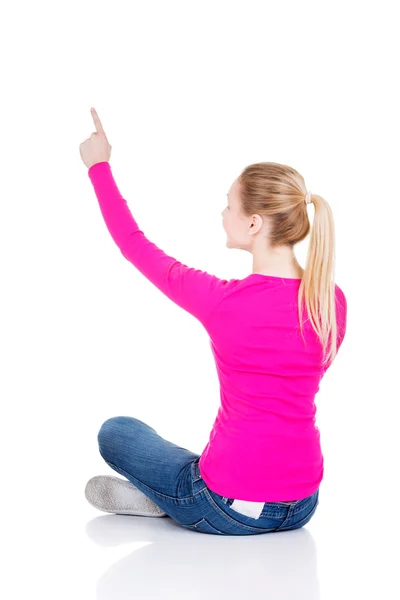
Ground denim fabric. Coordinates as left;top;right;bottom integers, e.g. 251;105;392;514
97;416;320;536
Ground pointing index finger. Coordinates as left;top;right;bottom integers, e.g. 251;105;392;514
91;107;105;134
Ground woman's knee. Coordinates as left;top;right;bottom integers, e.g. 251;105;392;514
97;416;126;456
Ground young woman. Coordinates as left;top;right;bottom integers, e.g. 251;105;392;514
81;108;347;536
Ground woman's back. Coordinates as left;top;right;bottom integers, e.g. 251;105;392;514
198;273;347;502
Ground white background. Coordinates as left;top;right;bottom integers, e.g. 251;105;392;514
1;0;398;598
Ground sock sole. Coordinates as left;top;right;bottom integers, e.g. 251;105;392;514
85;475;168;517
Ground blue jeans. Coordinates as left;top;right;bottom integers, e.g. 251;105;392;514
97;416;320;536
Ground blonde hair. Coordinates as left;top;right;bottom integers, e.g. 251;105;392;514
238;161;340;369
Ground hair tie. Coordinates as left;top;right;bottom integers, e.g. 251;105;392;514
305;190;312;204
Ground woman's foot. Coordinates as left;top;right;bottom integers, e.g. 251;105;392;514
84;475;168;517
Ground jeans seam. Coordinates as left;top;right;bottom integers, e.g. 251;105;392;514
277;497;319;531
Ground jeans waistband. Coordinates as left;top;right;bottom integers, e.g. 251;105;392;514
193;457;296;517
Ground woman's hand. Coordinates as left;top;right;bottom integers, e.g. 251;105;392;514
79;107;112;169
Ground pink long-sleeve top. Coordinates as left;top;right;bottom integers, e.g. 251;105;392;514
88;161;347;502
